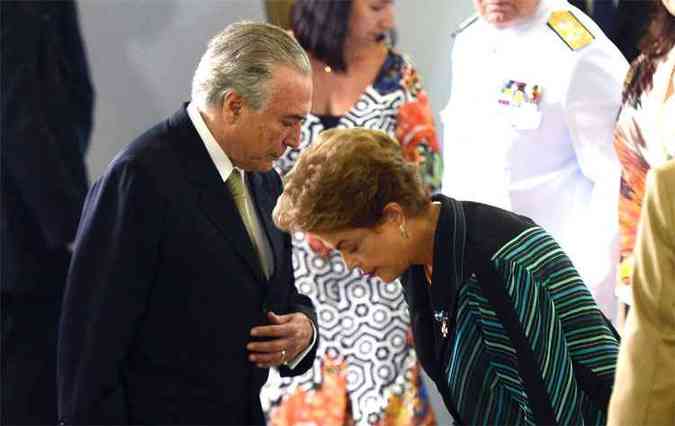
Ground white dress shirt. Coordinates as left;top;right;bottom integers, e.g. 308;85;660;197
187;102;315;368
442;0;629;320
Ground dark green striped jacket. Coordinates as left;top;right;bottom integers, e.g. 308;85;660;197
403;197;619;425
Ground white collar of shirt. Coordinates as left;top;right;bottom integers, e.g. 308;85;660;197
186;101;238;183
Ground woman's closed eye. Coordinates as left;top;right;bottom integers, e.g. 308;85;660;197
342;244;358;255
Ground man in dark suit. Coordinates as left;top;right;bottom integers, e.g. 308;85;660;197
1;2;93;424
569;0;651;63
57;22;318;425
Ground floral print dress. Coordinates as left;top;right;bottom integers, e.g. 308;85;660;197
614;46;675;305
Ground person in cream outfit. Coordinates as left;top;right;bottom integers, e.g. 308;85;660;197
608;159;675;426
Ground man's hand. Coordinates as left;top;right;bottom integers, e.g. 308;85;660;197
247;311;313;368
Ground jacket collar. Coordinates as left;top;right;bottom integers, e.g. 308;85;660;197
404;194;469;352
428;194;468;334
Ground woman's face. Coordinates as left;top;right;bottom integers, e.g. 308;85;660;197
472;0;540;28
663;0;675;17
347;0;395;45
314;220;410;284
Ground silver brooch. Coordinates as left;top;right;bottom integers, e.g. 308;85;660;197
434;310;449;338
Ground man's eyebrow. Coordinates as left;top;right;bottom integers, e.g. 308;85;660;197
336;240;346;250
284;114;306;121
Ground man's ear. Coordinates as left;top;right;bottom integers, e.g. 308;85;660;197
222;90;244;124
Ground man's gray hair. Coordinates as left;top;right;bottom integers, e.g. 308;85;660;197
191;21;311;111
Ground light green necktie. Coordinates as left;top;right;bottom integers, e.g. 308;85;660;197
227;171;260;259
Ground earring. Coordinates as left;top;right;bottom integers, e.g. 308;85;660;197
399;223;409;239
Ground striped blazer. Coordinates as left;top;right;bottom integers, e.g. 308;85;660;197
403;195;620;425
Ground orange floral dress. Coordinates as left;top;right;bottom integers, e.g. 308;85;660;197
614;47;675;305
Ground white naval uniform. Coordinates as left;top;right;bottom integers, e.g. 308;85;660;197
441;0;629;320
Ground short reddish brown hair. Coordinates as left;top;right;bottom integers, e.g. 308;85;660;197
273;128;429;233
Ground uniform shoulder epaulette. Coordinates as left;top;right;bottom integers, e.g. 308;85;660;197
451;14;478;39
546;10;594;51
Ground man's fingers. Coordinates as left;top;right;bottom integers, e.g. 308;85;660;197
267;311;293;324
251;323;291;338
247;312;311;368
247;339;287;353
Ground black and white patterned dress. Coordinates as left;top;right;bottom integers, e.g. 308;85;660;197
261;51;441;426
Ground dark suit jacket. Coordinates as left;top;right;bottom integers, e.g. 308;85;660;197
569;0;650;63
57;106;318;425
1;4;92;422
1;0;92;296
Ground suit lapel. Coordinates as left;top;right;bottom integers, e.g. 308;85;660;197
168;106;266;283
198;185;266;283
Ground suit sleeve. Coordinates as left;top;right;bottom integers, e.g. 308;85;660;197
491;227;620;414
1;3;91;248
608;163;675;425
278;286;319;377
57;160;165;424
279;228;318;376
562;42;628;292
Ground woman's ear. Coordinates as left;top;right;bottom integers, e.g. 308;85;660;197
382;202;405;225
